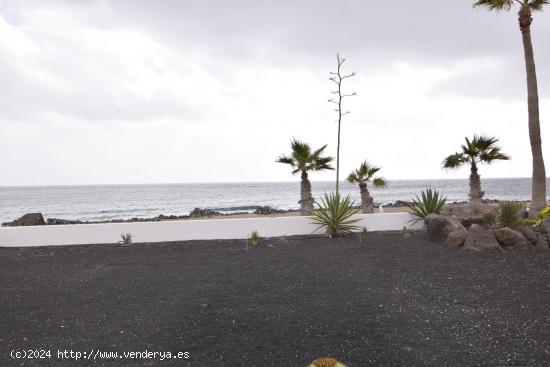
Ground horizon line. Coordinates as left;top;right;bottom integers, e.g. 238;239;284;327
0;176;539;188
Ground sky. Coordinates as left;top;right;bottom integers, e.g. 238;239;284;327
1;0;549;186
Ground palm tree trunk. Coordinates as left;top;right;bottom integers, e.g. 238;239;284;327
299;170;314;214
359;183;374;214
519;4;547;216
469;162;483;204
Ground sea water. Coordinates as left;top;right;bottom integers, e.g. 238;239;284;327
0;178;546;223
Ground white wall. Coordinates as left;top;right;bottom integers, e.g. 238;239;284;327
0;213;422;247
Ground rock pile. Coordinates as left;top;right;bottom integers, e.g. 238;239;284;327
425;214;549;251
2;213;46;227
189;208;223;217
253;206;285;215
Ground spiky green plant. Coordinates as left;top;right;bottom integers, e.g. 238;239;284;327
408;189;447;219
249;230;260;247
310;193;361;237
119;233;133;245
497;201;527;228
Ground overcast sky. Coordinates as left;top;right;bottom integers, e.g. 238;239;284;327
1;0;549;186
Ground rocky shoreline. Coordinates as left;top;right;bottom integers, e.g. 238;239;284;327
1;206;294;227
0;199;515;227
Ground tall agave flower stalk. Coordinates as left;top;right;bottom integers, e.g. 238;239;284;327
328;54;356;195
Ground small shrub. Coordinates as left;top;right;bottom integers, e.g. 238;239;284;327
310;192;361;237
408;189;446;219
497;201;526;228
482;212;497;226
119;233;133;245
531;206;550;227
482;212;496;226
249;230;260;246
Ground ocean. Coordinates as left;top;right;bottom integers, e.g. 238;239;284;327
0;178;547;223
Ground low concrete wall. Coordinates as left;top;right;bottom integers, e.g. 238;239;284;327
0;213;422;247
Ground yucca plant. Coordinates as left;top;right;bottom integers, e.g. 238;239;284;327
497;201;526;228
408;189;447;219
310;193;361;237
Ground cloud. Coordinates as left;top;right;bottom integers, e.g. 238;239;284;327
0;0;549;185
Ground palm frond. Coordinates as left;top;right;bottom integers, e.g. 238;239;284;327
276;155;294;166
529;0;549;11
367;166;382;178
442;153;467;169
347;172;359;184
357;161;369;177
472;135;498;151
479;149;511;163
373;177;387;188
473;0;514;11
312;156;335;171
311;144;328;159
290;139;311;162
278;139;333;174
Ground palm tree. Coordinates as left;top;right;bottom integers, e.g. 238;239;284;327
347;161;387;213
474;0;547;214
277;139;334;214
443;135;510;204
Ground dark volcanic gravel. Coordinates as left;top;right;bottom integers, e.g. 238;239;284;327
1;232;549;366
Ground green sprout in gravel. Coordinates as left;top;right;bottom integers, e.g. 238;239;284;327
119;233;133;245
249;230;260;247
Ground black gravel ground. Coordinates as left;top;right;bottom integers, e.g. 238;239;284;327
1;232;549;366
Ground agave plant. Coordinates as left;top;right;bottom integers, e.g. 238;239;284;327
408;189;447;219
310;193;361;237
